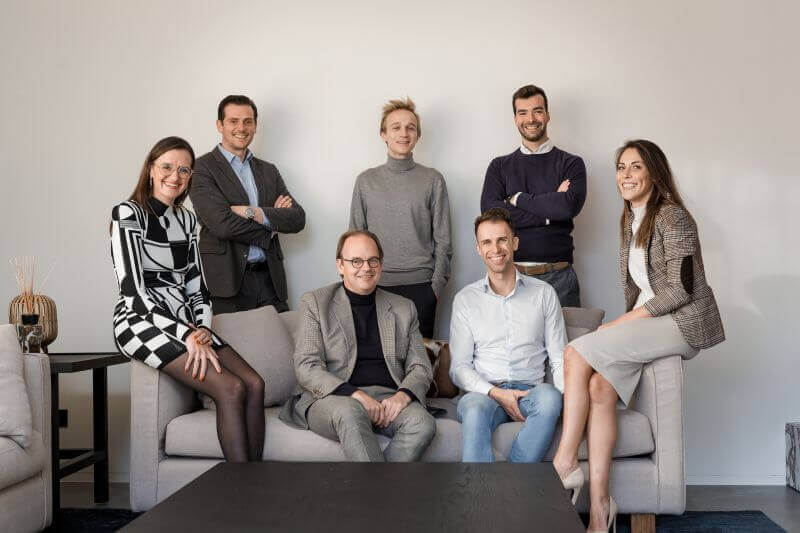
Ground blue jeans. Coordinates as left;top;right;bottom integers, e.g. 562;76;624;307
533;265;581;308
457;382;562;463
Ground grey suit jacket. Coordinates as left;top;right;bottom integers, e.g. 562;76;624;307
621;202;725;350
280;283;433;429
189;146;305;301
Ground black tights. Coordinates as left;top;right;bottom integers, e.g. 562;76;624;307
162;346;265;462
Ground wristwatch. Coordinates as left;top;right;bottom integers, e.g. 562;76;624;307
245;207;256;220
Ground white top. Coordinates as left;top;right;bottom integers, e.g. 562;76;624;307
629;205;656;308
449;271;567;394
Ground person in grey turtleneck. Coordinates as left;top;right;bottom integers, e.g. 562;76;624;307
348;97;452;339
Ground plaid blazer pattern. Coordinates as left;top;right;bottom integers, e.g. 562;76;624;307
621;203;725;349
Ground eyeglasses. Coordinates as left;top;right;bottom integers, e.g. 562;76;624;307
340;257;381;269
155;163;193;180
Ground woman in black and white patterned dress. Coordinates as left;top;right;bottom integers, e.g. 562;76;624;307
110;136;264;462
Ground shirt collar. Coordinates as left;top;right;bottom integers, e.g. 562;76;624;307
480;269;526;296
217;144;253;165
519;138;554;155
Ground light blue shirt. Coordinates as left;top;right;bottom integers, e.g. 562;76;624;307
449;271;567;394
216;144;270;263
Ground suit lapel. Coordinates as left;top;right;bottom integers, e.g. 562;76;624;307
376;290;396;366
331;286;358;373
211;146;250;203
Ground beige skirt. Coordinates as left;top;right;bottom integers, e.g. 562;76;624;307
568;315;699;406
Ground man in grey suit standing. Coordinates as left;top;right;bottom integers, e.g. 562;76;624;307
280;230;436;461
190;95;305;314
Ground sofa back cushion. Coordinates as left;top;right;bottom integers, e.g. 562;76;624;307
0;325;32;448
204;306;297;408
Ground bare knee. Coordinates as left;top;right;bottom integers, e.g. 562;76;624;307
564;345;585;370
588;374;617;404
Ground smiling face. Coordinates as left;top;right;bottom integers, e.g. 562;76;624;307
476;220;519;275
150;148;192;205
337;234;382;295
514;94;550;146
616;147;655;207
216;103;257;156
380;109;419;159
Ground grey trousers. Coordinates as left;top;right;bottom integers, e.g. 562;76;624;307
306;385;436;462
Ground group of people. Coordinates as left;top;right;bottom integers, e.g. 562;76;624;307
110;85;725;532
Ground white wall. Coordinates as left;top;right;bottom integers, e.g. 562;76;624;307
1;0;797;484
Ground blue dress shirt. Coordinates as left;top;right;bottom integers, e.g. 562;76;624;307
216;144;270;263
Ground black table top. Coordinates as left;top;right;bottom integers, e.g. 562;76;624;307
122;461;584;533
46;352;129;373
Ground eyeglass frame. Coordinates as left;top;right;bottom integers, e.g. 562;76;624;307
339;256;382;269
153;162;193;180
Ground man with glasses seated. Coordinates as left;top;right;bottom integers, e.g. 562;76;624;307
190;94;305;314
280;230;436;462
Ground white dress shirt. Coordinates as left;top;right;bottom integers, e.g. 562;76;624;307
449;271;567;394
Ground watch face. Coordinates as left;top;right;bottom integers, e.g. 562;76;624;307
245;207;255;219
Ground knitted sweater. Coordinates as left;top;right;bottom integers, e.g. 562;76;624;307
480;147;586;263
349;155;452;296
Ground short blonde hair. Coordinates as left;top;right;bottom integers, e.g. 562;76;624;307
379;97;421;137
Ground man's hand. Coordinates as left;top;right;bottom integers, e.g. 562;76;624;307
230;205;265;224
274;195;293;208
380;391;412;428
489;387;528;422
351;390;383;425
557;179;571;192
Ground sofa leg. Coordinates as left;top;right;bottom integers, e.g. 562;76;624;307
631;513;655;533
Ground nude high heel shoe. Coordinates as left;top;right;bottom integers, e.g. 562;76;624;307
559;466;585;505
587;496;617;533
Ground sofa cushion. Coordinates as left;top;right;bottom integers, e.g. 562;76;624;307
0;346;33;448
205;306;297;408
164;405;653;461
0;431;45;489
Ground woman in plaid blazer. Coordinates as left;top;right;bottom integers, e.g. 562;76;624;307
551;140;725;531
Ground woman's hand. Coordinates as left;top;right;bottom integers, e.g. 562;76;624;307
192;327;212;346
185;335;222;381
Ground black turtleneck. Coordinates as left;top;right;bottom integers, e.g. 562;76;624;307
332;287;416;402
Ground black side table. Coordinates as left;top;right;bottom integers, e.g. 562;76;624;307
48;352;128;514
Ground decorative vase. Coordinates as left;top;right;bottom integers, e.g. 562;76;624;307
9;294;58;351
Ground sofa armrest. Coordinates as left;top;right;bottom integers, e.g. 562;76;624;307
130;359;197;511
629;354;685;514
23;352;52;526
23;353;50;445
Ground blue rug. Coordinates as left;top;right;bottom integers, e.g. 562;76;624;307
583;511;785;532
45;509;784;532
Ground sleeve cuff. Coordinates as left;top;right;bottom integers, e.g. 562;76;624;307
399;388;419;403
332;383;358;397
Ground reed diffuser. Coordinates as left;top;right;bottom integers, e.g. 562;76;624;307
9;256;58;352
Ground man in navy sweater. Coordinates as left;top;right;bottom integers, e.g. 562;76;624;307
480;84;586;307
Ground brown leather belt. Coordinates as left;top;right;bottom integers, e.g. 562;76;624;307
515;262;570;276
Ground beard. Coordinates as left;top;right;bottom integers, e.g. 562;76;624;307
518;122;547;143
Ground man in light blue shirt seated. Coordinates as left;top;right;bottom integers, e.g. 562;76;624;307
449;207;566;462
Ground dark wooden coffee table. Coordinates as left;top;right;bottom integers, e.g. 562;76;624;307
122;462;584;532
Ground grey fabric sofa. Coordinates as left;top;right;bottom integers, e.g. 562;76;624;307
0;325;52;533
130;307;687;522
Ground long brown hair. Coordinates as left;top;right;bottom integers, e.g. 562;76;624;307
128;136;195;213
617;139;690;247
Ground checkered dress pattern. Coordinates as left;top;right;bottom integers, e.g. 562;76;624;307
111;199;225;368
